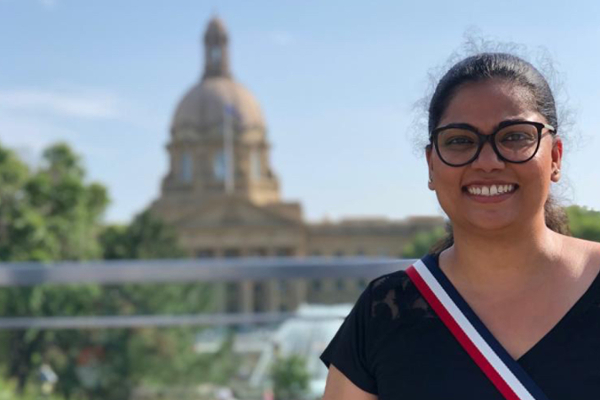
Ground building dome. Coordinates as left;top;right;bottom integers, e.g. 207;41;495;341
171;77;265;133
171;17;265;135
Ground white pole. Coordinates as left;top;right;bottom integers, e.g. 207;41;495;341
224;105;235;194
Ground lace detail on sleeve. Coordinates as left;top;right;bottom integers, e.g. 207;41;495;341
370;271;437;321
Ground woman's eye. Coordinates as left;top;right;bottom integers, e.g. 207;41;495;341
445;137;474;146
502;132;533;142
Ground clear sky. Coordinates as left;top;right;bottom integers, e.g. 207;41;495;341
1;0;599;224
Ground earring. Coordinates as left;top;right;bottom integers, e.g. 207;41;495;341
428;176;433;184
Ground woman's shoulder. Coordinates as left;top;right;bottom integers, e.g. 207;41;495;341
585;239;600;265
366;256;436;322
560;234;600;266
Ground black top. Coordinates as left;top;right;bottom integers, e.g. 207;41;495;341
320;254;600;399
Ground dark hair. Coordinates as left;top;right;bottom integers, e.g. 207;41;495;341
427;53;570;254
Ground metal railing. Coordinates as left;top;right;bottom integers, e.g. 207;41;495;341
0;257;414;330
0;257;412;286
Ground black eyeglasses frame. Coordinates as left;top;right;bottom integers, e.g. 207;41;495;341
429;120;556;167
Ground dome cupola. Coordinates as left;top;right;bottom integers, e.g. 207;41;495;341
171;17;265;136
203;17;231;80
155;16;281;213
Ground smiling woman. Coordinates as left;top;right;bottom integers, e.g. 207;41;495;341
320;53;600;400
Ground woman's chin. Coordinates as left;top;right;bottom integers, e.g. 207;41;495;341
462;210;521;233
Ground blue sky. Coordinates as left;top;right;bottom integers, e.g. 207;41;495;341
0;0;599;223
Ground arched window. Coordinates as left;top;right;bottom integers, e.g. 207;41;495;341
213;150;226;181
180;152;193;183
210;46;222;67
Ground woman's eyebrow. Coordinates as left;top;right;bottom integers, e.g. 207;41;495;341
451;118;531;132
435;122;478;131
495;118;529;130
436;118;532;133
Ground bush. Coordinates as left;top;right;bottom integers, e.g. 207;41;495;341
270;354;310;400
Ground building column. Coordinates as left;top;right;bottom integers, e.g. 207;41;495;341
288;279;308;311
210;282;227;313
321;279;336;304
261;248;279;312
239;280;254;314
265;279;280;312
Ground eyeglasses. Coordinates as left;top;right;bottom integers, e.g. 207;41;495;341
430;120;556;167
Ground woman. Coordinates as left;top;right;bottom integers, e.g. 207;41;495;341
320;53;600;399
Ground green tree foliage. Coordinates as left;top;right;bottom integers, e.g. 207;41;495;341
0;375;67;400
0;145;54;261
99;210;185;260
0;142;223;399
25;143;108;260
270;354;310;400
0;143;110;396
566;205;600;242
96;209;227;391
401;227;446;258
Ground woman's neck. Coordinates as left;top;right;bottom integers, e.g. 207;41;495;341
440;223;564;297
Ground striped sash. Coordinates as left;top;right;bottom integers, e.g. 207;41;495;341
406;259;550;400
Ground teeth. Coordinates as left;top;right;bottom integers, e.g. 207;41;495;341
466;184;515;197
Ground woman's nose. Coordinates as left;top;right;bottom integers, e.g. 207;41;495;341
471;142;505;171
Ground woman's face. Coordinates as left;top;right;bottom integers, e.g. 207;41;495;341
426;79;562;233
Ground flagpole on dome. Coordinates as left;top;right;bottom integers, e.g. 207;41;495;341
223;104;235;194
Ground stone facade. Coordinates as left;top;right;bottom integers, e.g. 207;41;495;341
151;17;444;313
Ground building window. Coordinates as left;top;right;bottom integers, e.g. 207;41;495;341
248;248;267;257
180;152;193;183
197;249;215;258
277;280;287;292
253;284;265;312
210;46;222;66
250;149;261;181
334;250;344;257
311;279;322;292
223;249;240;258
225;282;238;313
275;248;294;257
358;278;369;290
213;150;226;181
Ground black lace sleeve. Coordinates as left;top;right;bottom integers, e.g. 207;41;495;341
319;284;377;395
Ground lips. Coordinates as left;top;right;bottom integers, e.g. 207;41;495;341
461;181;520;203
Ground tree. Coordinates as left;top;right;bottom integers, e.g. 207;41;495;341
0;142;238;399
401;227;447;258
0;145;54;261
25;143;108;260
270;354;310;400
98;210;230;391
566;205;600;242
0;142;110;397
99;209;185;260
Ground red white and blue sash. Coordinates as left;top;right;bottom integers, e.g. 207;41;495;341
406;258;550;400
